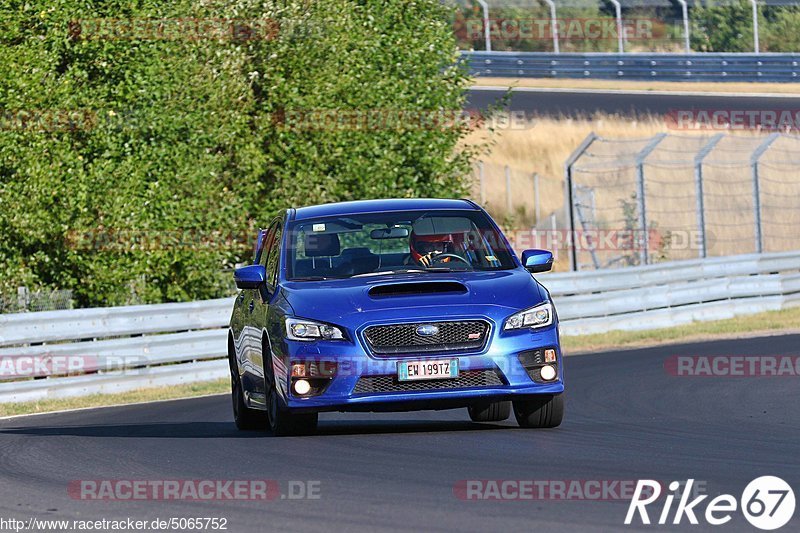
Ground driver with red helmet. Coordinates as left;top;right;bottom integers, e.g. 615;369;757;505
410;230;457;267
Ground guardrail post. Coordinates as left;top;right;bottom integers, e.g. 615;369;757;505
564;133;598;271
610;0;624;53
477;0;491;52
694;134;724;258
677;0;691;54
543;0;559;54
635;134;667;265
750;133;779;253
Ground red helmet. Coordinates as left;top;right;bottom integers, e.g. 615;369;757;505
410;231;454;263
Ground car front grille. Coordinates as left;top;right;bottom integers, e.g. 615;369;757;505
363;320;490;355
352;369;504;395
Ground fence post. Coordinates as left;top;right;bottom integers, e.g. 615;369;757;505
564;133;598;271
478;161;485;205
677;0;691;54
533;173;541;224
609;0;624;53
750;133;779;254
694;134;724;259
17;286;28;312
635;134;667;266
542;0;559;54
477;0;491;52
505;165;512;215
750;0;760;54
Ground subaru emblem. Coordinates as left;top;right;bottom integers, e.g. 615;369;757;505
416;324;439;336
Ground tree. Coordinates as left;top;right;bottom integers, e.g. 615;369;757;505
690;0;756;52
0;0;475;306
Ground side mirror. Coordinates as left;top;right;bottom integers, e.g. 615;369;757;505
521;249;554;273
234;265;266;290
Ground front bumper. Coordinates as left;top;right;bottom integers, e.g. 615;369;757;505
278;322;564;412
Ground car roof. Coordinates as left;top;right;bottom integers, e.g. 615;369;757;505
290;198;478;221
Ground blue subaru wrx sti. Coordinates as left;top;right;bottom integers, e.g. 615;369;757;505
229;198;564;435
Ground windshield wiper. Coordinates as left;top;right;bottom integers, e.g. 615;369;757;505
352;269;426;277
291;276;331;281
352;267;463;277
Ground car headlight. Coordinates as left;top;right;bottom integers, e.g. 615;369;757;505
504;302;553;331
285;317;345;341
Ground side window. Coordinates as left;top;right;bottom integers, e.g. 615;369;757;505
256;227;275;267
265;223;283;287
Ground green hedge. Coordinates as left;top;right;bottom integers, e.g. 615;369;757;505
0;0;474;307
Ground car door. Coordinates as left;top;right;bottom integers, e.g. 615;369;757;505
239;224;276;407
232;227;268;373
253;218;285;393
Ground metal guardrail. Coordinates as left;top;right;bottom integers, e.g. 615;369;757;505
0;298;235;404
463;51;800;82
548;250;800;334
1;250;798;403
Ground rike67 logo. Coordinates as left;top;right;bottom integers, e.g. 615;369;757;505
625;477;795;530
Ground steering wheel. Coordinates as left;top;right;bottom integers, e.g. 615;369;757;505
430;253;472;267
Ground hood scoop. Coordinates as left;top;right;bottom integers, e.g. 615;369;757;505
368;281;468;298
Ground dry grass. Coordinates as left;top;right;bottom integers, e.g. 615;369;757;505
474;77;800;95
462;113;788;270
463;115;772;222
468;114;665;180
464;113;686;224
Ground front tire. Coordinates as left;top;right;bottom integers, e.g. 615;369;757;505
513;394;564;428
468;401;511;422
267;393;318;437
264;349;318;436
229;345;267;431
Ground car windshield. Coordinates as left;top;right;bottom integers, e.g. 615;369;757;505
286;210;516;280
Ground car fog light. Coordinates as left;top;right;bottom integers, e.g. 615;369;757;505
293;379;311;395
540;365;557;381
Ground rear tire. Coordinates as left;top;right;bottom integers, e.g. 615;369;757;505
513;394;564;428
468;400;511;422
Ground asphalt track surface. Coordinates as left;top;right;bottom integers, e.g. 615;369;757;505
1;333;798;532
467;87;800;118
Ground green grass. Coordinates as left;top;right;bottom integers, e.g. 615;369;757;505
0;378;228;418
562;306;800;354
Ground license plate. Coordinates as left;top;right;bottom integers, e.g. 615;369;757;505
397;359;459;382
